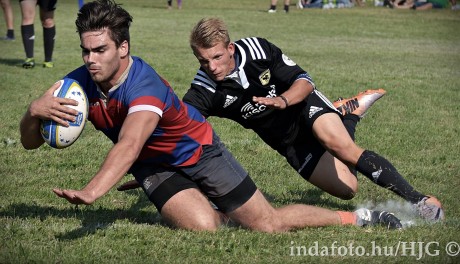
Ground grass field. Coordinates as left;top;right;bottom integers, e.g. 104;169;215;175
1;0;459;263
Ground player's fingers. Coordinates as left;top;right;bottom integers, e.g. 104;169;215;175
58;97;80;107
48;80;63;94
52;188;64;197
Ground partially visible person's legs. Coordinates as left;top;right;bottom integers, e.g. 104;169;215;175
20;0;37;68
39;0;56;67
0;0;14;40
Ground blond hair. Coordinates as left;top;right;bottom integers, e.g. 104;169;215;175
190;18;230;51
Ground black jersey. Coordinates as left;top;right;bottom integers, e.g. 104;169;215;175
183;37;315;149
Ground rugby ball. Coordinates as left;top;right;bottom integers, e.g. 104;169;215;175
40;78;88;149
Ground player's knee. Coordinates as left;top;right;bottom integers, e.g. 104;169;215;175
336;188;357;200
336;179;358;200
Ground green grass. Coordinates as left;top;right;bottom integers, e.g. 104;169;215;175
1;0;459;263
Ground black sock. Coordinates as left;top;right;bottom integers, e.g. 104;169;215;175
356;150;426;204
7;29;14;39
270;5;276;9
284;4;289;11
21;24;34;58
43;26;55;62
342;114;359;141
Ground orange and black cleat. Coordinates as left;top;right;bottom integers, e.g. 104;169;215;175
333;89;387;118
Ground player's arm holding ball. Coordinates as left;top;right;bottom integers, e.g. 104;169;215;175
19;81;79;149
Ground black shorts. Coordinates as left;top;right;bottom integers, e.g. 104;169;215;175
19;0;57;11
131;132;257;213
279;89;342;180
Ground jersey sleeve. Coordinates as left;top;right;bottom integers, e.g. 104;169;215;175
124;65;171;118
183;79;215;118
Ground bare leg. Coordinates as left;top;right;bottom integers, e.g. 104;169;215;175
160;188;225;231
227;189;342;233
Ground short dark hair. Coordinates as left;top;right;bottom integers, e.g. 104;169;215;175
190;18;230;52
76;0;133;48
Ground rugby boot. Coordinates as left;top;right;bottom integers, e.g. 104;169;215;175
22;58;35;69
333;89;386;118
43;61;54;68
355;208;403;229
414;196;444;222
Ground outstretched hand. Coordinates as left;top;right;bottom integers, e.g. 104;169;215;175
252;96;287;110
53;188;96;205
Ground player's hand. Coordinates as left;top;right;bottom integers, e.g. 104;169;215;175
252;96;287;110
29;81;80;127
53;188;96;205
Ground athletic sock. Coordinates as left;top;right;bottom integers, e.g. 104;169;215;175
270;4;276;9
356;150;426;204
342;114;359;141
7;29;14;39
284;4;289;12
21;24;34;58
43;26;55;62
337;211;357;225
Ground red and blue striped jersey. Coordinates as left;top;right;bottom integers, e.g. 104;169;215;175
66;56;213;167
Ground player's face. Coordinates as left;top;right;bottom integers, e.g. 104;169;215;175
194;42;235;81
80;29;129;91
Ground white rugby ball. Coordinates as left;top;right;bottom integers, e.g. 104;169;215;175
40;78;88;149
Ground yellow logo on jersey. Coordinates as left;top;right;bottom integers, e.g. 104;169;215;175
259;69;271;86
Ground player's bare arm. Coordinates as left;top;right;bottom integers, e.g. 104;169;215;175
53;110;160;205
252;79;314;109
20;82;79;149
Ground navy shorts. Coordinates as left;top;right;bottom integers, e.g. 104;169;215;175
278;89;342;180
131;132;257;213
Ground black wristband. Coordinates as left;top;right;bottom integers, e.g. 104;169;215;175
279;95;289;107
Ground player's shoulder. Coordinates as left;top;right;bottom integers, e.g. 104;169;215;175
234;37;275;61
191;69;217;94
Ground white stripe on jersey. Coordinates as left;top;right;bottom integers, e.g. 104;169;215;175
234;43;250;88
241;38;256;60
249;38;266;59
128;105;163;117
241;37;266;60
193;70;216;93
246;38;262;60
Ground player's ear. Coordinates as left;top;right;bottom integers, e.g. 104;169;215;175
228;42;235;56
119;40;129;57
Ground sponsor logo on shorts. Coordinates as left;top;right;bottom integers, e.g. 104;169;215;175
298;153;313;173
309;106;323;118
